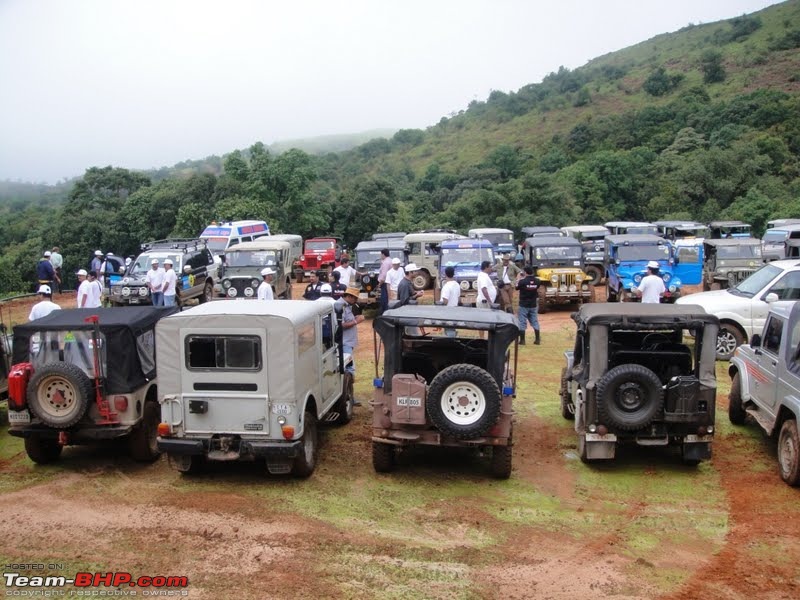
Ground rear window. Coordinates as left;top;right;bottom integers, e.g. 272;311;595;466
186;335;261;371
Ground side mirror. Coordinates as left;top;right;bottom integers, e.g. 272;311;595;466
750;333;762;347
765;292;779;303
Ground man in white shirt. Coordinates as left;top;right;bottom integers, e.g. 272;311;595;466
440;266;461;338
385;257;406;301
146;259;165;306
634;261;666;304
162;259;178;307
333;256;358;288
258;267;275;300
29;285;61;321
476;261;497;309
80;271;103;308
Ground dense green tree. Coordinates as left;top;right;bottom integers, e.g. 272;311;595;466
700;50;726;84
333;177;398;247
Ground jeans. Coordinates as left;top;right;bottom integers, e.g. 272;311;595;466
342;344;355;375
518;304;540;331
163;294;176;307
151;291;164;306
379;283;388;314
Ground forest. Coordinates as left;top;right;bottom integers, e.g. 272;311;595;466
2;1;800;295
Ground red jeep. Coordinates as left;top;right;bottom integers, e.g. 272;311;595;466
294;237;343;281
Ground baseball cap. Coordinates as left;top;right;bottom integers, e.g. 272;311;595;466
43;251;51;257
391;257;401;265
261;267;276;276
319;283;332;295
647;260;660;269
94;250;103;256
404;263;419;272
37;284;51;294
164;259;173;266
76;269;88;277
151;259;159;265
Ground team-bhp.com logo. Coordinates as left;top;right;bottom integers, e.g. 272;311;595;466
4;571;189;595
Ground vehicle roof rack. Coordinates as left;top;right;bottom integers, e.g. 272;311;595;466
141;238;206;251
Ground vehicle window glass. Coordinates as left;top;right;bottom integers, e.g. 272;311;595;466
408;243;421;255
297;322;315;354
321;314;333;350
240;236;252;243
734;264;782;296
186;335;261;370
764;317;784;354
676;246;700;264
767;271;800;301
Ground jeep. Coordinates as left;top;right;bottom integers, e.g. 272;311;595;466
654;221;709;287
708;220;752;239
604;234;682;303
468;228;516;256
155;300;354;477
371;305;518;478
403;231;465;291
702;238;763;291
604;221;659;236
560;225;609;286
523;235;593;311
560;304;719;464
354;239;405;304
219;238;296;299
762;224;800;261
728;302;800;485
109;239;216;307
437;239;496;306
294;237;343;282
6;307;177;463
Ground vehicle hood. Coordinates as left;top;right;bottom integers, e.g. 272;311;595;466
675;289;745;311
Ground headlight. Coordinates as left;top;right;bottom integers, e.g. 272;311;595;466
559;284;568;292
122;287;130;297
581;284;589;291
569;284;577;292
460;280;470;291
227;287;238;297
594;245;601;252
661;273;671;283
251;279;259;287
244;287;254;297
550;274;559;284
669;284;677;293
633;274;642;284
575;274;584;282
139;287;148;297
363;275;371;284
223;280;232;289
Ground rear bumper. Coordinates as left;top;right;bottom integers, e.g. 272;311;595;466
157;437;302;459
8;424;135;441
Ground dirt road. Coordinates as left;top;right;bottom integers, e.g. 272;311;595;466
1;295;798;599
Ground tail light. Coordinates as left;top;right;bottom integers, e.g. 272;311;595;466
157;423;171;437
281;425;295;440
113;396;128;411
8;363;33;411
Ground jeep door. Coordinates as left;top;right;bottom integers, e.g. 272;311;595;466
750;314;784;416
319;309;340;408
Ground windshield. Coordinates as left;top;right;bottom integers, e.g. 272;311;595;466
129;253;182;276
533;246;582;260
202;237;229;253
357;249;403;269
476;232;514;245
306;240;334;252
671;226;709;238
225;250;278;268
616;244;671;262
763;231;788;244
441;246;494;265
716;244;762;259
732;264;781;296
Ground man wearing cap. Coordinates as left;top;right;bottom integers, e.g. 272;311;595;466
337;286;365;376
333;256;358;288
78;270;102;308
385;257;406;301
396;263;424;308
495;252;521;313
258;267;275;300
50;247;63;293
633;261;666;304
29;285;61;321
91;250;103;275
36;250;59;293
162;259;178;307
147;259;165;306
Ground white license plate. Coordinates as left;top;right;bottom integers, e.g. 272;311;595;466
8;409;30;424
271;403;292;415
129;299;140;304
397;396;422;407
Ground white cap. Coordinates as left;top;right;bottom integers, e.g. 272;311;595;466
76;269;88;276
405;263;419;272
647;260;660;269
94;250;103;256
43;251;51;257
391;257;401;265
164;259;173;266
106;252;114;256
319;283;332;295
151;259;159;265
37;284;51;294
261;267;276;276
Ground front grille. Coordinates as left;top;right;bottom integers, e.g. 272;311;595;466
727;270;755;286
306;257;319;268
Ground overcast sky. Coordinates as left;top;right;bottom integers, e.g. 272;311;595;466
0;0;784;184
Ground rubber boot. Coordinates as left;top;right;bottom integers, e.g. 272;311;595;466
534;330;541;345
519;331;526;345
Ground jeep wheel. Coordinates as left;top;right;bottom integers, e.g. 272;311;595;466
728;372;746;425
584;265;603;287
330;372;354;425
412;270;431;291
595;364;664;431
716;324;744;361
778;420;800;486
27;362;93;428
372;441;396;473
24;435;62;465
537;287;548;314
284;282;292;299
292;410;318;478
577;434;592;464
606;285;618;303
168;453;202;474
128;402;161;462
426;364;501;439
200;281;213;303
489;428;512;479
560;367;574;421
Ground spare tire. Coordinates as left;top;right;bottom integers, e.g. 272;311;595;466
27;363;93;429
595;364;663;431
426;364;501;439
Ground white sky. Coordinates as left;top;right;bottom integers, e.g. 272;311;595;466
0;0;784;184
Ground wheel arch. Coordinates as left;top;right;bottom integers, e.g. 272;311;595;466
773;404;799;438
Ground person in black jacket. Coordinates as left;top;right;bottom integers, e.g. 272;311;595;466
395;263;424;308
303;270;324;300
515;265;541;345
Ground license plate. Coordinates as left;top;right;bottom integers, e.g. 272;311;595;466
8;409;30;424
129;299;140;304
271;403;292;415
397;396;422;407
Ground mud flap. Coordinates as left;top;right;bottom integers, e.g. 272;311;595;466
585;432;617;459
681;440;712;461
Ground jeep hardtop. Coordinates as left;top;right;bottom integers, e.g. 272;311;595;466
219;238;295;299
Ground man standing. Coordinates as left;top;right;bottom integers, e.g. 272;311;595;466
330;270;347;300
633;261;666;304
377;248;392;314
76;269;90;307
36;250;59;292
258;267;275;300
79;271;102;308
50;247;63;293
303;270;324;300
147;259;165;306
162;259;178;307
516;266;541;345
91;250;103;275
333;256;358;288
29;285;61;321
385;257;405;301
495;252;521;313
476;261;497;309
396;263;424;307
337;286;365;376
440;266;460;307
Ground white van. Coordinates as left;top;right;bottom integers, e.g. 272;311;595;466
199;220;270;257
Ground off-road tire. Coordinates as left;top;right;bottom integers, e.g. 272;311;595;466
728;372;746;425
489;440;512;479
168;453;203;474
27;362;93;428
778;419;800;486
412;270;432;291
426;364;501;439
24;435;62;465
716;323;744;361
292;410;318;478
577;433;592;464
128;402;161;462
537;287;548;314
200;281;213;303
584;265;603;287
372;441;396;473
595;364;664;431
330;372;354;425
560;367;574;420
284;281;292;299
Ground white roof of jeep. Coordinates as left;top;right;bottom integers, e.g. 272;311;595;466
163;299;333;324
226;239;291;252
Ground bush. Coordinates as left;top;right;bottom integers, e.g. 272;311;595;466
643;67;685;97
700;50;726;84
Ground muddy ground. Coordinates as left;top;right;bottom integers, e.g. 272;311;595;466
0;291;798;599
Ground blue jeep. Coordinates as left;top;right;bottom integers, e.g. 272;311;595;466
604;234;682;303
438;239;496;306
